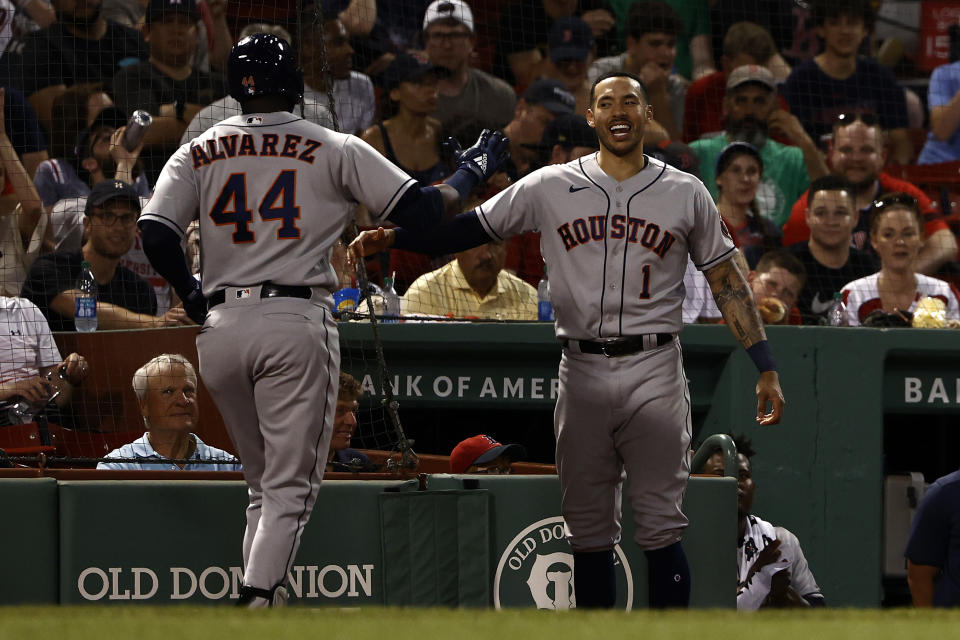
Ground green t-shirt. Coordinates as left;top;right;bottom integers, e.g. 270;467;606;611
608;0;710;80
690;134;810;229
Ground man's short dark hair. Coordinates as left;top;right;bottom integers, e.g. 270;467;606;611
756;248;807;289
809;175;855;203
339;371;362;402
812;0;874;30
722;22;776;64
626;0;682;41
588;71;648;108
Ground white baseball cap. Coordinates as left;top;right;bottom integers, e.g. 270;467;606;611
422;0;474;33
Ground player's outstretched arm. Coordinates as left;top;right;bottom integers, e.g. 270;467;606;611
703;257;785;425
349;211;494;265
387;130;510;230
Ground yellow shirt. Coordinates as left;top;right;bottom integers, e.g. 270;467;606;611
401;261;538;321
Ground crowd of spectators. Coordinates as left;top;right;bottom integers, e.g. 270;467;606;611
0;0;953;331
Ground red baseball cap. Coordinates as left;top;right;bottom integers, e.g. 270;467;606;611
450;434;526;473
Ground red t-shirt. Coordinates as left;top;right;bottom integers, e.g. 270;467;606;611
781;173;951;248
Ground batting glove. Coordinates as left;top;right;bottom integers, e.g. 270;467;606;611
446;129;511;182
181;285;208;325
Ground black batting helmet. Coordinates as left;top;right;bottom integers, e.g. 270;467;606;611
228;33;304;106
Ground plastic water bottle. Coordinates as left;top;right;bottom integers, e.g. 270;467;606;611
537;268;554;322
381;275;400;323
74;260;98;332
827;292;846;327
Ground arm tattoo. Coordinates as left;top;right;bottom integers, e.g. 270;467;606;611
704;257;767;347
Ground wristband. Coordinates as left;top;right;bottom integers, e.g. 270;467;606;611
746;340;777;373
445;167;479;203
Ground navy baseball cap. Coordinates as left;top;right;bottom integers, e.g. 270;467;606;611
543;114;597;149
146;0;199;24
523;78;575;116
522;114;598;155
549;16;594;62
715;141;764;176
85;180;142;216
380;53;449;92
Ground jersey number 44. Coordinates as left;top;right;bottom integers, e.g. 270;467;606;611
210;170;301;243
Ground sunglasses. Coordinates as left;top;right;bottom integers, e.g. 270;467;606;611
835;112;879;127
870;193;918;212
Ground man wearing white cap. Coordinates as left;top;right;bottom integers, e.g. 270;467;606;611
691;64;827;228
422;0;516;130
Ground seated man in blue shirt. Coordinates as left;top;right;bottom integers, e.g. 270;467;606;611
97;353;239;471
326;371;375;473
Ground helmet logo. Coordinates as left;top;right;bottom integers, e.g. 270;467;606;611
242;75;256;94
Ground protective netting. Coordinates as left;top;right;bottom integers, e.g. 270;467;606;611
0;0;959;467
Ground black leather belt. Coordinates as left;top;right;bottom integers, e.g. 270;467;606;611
561;333;674;357
208;283;313;308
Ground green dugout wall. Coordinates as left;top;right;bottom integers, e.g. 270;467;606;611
339;323;960;607
1;475;733;607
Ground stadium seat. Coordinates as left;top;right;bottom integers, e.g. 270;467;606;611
883;161;960;232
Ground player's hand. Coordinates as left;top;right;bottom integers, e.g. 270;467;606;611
767;109;809;146
180;286;208;325
756;369;784;425
746;538;782;582
639;61;669;93
446;129;511;182
580;8;615;37
1;376;54;404
157;306;194;326
110;126;143;164
61;352;89;385
347;227;395;266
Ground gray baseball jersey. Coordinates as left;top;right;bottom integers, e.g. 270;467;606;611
475;153;735;553
476;153;734;339
141;110;415;595
143;111;416;297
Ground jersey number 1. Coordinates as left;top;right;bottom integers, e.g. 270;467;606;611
209;171;301;243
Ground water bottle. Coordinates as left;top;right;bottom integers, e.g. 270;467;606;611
827;292;846;327
122;110;153;152
74;260;98;332
537;268;554;322
381;275;400;323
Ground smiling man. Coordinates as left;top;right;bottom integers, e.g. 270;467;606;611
350;70;785;610
21;179;189;330
98;354;240;470
787;175;877;323
325;371;375;472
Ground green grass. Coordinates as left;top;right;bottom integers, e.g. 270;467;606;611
2;607;960;640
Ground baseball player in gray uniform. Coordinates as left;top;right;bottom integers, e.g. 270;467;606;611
138;34;508;607
352;71;785;609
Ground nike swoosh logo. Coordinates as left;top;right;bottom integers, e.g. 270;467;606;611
810;292;834;314
568;185;590;193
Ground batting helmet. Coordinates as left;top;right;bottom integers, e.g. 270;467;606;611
228;33;304;106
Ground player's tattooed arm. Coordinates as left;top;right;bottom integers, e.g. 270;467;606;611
703;257;766;348
705;256;785;426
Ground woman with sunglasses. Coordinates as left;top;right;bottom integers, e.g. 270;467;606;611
714;142;781;269
840;192;960;326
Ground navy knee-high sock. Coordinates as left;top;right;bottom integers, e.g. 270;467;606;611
573;549;616;609
644;541;690;609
